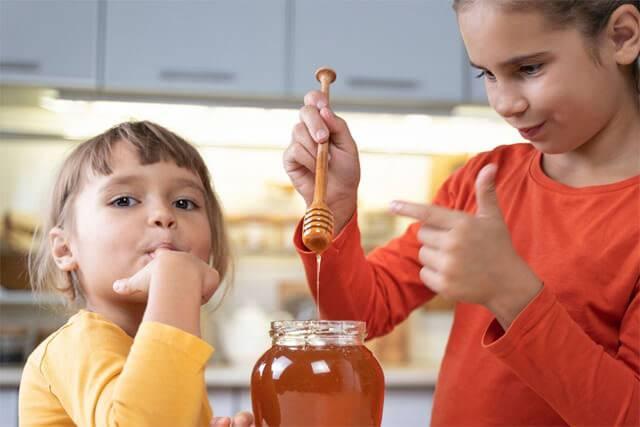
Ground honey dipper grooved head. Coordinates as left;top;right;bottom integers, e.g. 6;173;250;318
302;227;332;254
315;67;337;84
302;207;334;254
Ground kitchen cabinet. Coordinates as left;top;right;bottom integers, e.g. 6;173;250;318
208;389;236;418
1;0;473;107
208;388;252;418
382;388;433;426
0;0;99;88
0;389;18;427
291;0;465;104
103;0;287;97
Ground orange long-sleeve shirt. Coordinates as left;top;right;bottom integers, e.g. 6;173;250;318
295;143;640;426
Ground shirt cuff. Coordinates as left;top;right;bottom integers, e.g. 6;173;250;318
482;284;555;357
136;321;214;369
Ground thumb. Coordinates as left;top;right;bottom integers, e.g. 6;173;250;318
475;163;501;218
319;107;357;153
232;411;255;426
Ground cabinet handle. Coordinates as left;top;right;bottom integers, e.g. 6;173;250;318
159;69;236;83
346;76;419;90
0;61;40;73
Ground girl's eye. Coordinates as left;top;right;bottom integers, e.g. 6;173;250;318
520;64;543;76
110;196;139;208
174;199;197;210
475;70;496;81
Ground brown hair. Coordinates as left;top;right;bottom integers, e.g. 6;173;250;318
29;121;232;306
453;0;640;92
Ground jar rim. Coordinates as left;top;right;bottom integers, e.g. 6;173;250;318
270;320;367;339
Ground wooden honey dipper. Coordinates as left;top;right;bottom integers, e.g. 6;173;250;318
302;67;337;254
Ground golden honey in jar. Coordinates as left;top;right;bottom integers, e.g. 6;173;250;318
251;320;384;427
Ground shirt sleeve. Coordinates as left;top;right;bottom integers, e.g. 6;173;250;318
482;283;640;426
38;319;213;427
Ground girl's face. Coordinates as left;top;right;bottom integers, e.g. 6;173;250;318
67;141;212;305
458;3;624;154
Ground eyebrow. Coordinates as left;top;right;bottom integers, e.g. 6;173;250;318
470;51;551;70
99;175;206;197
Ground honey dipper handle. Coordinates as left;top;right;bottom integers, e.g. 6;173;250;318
313;142;329;204
312;67;337;205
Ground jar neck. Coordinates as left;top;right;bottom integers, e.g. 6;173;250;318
270;320;366;347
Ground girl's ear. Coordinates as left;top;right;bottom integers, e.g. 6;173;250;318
607;4;640;66
49;227;78;272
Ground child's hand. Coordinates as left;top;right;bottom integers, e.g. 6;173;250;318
211;411;255;427
284;90;361;235
390;164;542;329
113;250;220;305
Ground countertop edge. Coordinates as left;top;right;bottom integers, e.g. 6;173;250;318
0;365;439;388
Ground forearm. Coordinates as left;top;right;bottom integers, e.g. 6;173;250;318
485;257;543;330
143;277;201;337
484;286;640;426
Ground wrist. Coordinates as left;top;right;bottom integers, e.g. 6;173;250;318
145;265;202;337
331;197;357;235
485;261;542;330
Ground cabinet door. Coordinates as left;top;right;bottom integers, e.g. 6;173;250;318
235;389;252;414
0;0;98;88
208;389;234;418
0;389;18;427
104;1;286;97
382;388;433;427
292;0;464;104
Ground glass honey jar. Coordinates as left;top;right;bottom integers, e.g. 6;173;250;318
251;320;385;427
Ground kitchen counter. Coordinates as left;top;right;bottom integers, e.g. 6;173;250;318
0;364;438;388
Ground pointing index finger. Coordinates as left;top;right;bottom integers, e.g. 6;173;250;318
389;200;464;229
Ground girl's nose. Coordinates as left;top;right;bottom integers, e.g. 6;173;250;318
491;85;528;118
148;206;176;228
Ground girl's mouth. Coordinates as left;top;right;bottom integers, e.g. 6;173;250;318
146;243;178;258
518;122;545;140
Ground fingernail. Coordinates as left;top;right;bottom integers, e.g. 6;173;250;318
316;129;328;141
317;100;327;109
113;280;123;292
389;201;402;212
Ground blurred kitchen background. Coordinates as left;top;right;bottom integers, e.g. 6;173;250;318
0;1;521;425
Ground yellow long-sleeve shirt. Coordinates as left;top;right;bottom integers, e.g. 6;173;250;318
19;309;214;426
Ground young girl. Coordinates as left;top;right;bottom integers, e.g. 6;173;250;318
285;1;639;425
19;121;254;427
